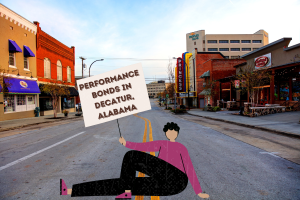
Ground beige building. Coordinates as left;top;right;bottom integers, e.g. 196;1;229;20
186;30;269;58
147;81;166;98
0;4;39;121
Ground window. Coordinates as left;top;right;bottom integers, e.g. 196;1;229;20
207;40;217;43
253;48;259;50
67;66;71;82
24;33;27;37
9;52;15;67
27;95;35;105
17;95;26;105
208;48;218;51
57;60;62;81
224;56;229;59
242;48;251;51
203;40;205;44
194;42;196;45
219;40;228;43
24;57;29;70
230;40;240;43
203;48;205;51
4;95;15;112
231;48;240;51
10;26;13;30
219;48;229;51
44;58;51;78
241;40;251;43
62;97;75;109
252;40;262;43
40;98;53;111
231;56;240;59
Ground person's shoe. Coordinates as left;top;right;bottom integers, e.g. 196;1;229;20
115;192;132;199
60;179;68;195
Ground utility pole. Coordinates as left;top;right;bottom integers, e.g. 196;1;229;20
79;57;86;78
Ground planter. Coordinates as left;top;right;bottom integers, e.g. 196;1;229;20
64;113;68;117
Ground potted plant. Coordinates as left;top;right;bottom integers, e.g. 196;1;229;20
34;107;40;117
63;110;69;117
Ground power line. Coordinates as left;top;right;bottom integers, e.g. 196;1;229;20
76;57;174;61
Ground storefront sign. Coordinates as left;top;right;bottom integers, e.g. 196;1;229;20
189;34;199;40
77;63;151;127
235;80;240;88
255;53;271;69
176;58;185;92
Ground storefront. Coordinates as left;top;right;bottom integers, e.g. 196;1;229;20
1;77;40;121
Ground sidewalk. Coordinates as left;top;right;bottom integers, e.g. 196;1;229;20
0;112;83;132
187;109;300;137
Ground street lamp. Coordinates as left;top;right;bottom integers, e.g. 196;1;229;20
89;59;104;77
173;57;190;110
12;69;20;76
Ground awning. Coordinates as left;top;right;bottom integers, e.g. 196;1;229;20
24;45;35;57
9;40;22;52
200;70;210;78
4;78;40;94
199;89;211;95
39;84;78;96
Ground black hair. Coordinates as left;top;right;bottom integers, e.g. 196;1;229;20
163;122;180;134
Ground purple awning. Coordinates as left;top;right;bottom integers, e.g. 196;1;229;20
9;40;22;52
24;45;35;57
4;78;40;94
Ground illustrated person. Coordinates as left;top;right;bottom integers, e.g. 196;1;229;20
60;122;209;199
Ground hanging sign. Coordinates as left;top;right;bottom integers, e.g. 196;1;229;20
255;53;271;69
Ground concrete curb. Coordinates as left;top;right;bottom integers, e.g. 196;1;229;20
0;116;83;132
187;113;300;139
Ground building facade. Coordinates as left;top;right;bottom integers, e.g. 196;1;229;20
147;81;166;98
34;21;78;116
0;4;39;121
186;30;269;59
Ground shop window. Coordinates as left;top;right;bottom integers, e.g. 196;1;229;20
62;97;74;109
27;95;35;105
44;58;51;78
57;60;62;81
292;80;300;101
17;95;26;105
9;52;15;67
24;57;29;70
4;95;15;113
279;82;289;100
40;98;53;111
67;66;71;82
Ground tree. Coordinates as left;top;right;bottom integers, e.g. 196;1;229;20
233;65;271;106
40;81;70;118
0;67;13;93
203;78;217;106
166;59;176;108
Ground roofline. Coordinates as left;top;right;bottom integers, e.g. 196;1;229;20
284;43;300;51
197;52;225;58
233;62;247;68
0;3;36;26
268;60;300;70
241;37;292;59
186;30;205;35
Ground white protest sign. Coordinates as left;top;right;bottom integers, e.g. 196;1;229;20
77;63;151;127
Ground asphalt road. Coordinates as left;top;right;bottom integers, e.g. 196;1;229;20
0;99;299;200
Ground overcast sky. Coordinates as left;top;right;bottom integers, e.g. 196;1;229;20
2;0;300;83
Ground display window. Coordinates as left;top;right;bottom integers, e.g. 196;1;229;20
292;80;300;101
279;82;289;101
4;95;15;113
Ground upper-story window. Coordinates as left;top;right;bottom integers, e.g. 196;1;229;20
24;57;29;70
242;48;251;51
208;48;218;51
231;48;240;51
241;40;251;43
57;60;62;81
253;48;259;50
219;40;229;43
219;48;229;51
207;40;217;43
230;40;240;43
44;58;51;78
9;52;16;67
67;66;71;82
252;40;262;43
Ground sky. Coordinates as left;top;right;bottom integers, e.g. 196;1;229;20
2;0;300;83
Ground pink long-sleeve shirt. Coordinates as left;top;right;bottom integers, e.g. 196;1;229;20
125;140;202;195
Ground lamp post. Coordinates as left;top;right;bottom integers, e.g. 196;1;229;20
89;59;104;77
173;57;190;110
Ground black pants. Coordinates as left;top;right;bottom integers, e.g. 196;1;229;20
71;150;188;197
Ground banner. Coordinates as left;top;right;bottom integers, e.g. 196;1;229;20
77;63;151;127
177;58;184;92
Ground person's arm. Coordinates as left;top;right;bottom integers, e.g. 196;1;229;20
119;137;161;152
180;147;208;198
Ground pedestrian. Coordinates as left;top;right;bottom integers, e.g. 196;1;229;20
60;122;209;199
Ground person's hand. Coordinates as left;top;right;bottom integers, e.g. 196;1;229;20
198;193;209;199
119;137;126;146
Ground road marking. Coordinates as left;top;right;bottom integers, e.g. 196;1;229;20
0;131;85;171
133;114;160;200
259;152;280;158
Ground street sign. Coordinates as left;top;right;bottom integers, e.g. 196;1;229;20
166;94;169;98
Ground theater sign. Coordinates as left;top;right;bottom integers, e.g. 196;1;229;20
254;53;271;70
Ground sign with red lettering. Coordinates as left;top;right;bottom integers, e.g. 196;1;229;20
77;63;151;127
254;53;271;69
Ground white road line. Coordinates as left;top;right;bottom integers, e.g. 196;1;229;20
0;131;85;171
259;152;280;158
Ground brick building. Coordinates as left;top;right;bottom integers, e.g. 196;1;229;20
34;21;78;116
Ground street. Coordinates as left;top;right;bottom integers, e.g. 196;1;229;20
0;99;299;200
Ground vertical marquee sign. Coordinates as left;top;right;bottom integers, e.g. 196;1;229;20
177;57;185;92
